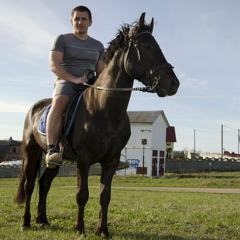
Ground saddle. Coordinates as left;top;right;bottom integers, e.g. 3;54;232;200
60;90;84;159
63;91;83;136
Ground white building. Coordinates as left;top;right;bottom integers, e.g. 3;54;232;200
118;111;176;177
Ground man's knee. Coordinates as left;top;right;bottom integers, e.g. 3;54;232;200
52;95;70;113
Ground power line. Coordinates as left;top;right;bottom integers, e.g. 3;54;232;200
196;129;220;133
223;125;239;132
193;125;240;155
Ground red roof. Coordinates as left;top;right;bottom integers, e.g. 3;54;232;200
166;126;176;142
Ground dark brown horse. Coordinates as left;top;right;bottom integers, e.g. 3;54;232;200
15;13;179;238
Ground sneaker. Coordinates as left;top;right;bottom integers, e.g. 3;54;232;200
117;161;130;170
46;149;62;169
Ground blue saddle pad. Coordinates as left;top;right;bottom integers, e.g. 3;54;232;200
38;105;51;135
38;93;83;136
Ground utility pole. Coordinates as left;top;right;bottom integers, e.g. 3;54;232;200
194;129;196;158
141;130;151;176
238;129;240;155
221;125;223;159
141;139;146;176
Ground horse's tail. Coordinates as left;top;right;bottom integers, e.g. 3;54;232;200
14;167;26;204
14;154;42;205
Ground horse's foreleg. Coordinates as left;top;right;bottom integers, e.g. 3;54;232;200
74;161;90;236
96;159;119;238
35;167;59;226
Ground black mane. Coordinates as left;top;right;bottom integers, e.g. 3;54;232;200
102;21;152;65
102;24;131;65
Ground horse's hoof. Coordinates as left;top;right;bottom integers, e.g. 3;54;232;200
21;225;31;232
76;230;86;240
78;234;86;240
96;228;111;239
101;232;111;239
40;222;50;228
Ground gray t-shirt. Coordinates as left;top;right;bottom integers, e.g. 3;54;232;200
50;33;104;77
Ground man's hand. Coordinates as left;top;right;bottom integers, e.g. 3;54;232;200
74;76;89;85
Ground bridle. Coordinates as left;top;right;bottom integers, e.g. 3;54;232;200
83;30;173;92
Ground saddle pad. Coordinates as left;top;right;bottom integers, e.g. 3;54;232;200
38;92;83;136
38;104;51;135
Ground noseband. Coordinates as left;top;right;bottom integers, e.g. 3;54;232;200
147;62;174;92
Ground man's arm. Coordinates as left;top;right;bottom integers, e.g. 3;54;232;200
96;59;105;75
49;50;88;84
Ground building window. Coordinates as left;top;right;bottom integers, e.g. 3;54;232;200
11;146;18;153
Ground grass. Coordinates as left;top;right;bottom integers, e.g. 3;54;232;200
0;172;239;239
50;171;240;189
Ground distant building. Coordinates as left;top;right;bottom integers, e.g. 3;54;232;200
0;137;24;162
166;126;177;159
118;111;176;177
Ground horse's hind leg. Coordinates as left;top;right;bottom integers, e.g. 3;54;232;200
20;146;42;230
35;167;59;226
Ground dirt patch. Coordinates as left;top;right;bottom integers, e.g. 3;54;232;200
109;186;240;194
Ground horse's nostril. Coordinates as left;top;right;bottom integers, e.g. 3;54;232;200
171;78;179;88
170;79;175;87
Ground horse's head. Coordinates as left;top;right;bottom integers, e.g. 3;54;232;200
124;13;180;97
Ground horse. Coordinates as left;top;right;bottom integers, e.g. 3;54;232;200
15;13;180;238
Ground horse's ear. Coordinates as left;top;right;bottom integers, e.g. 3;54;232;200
148;17;154;33
137;12;146;28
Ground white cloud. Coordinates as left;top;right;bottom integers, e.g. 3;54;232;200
178;73;207;87
0;2;65;60
0;101;30;113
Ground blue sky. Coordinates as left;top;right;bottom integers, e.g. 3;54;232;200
0;0;239;153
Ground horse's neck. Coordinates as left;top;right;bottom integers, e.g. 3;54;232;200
86;61;134;118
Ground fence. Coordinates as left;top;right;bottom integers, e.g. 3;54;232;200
165;158;240;172
0;163;101;178
1;159;240;178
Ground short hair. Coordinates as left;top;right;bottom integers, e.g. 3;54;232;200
71;6;92;21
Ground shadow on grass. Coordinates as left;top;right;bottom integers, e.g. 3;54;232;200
18;225;217;240
114;232;216;240
171;174;239;179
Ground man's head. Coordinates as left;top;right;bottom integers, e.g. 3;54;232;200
71;6;92;36
71;6;92;21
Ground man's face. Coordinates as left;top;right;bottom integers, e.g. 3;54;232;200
71;11;92;34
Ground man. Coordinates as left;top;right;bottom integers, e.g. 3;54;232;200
46;6;129;171
46;6;104;168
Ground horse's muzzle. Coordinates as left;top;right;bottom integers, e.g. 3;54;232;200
156;77;180;97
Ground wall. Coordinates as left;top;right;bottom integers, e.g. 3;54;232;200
119;114;168;177
7;144;24;161
2;159;240;178
119;146;152;176
152;115;168;176
0;163;101;178
120;122;152;176
166;158;240;172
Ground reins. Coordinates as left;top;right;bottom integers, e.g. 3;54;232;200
82;82;154;92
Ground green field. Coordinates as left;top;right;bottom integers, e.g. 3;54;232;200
0;172;239;240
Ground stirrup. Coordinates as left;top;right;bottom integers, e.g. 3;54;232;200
46;149;62;169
